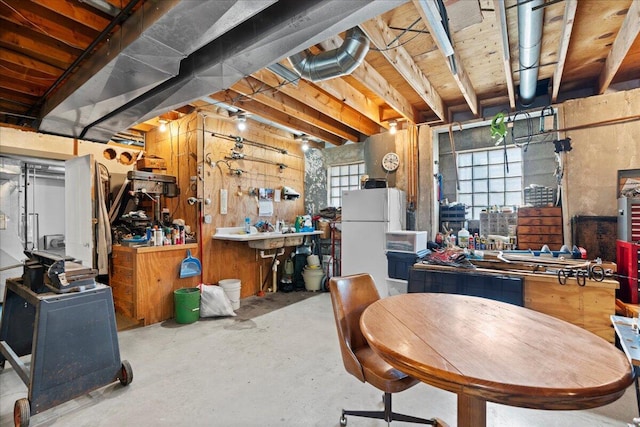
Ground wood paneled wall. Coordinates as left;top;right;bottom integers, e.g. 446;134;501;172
144;113;305;297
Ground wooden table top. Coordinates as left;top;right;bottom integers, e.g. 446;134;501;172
361;293;634;411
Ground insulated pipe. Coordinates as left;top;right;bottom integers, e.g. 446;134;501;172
288;27;369;82
517;0;544;106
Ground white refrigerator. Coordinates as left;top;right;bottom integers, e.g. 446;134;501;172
341;188;406;297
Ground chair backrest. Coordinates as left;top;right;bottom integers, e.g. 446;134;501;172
329;273;381;383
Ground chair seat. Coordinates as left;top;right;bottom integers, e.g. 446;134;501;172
356;347;420;393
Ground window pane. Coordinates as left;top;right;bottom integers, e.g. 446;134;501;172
459;193;473;206
473;180;488;192
505;177;521;190
331;176;340;186
349;175;359;186
488;164;504;176
489;193;505;206
458;167;472;180
488;149;504;164
473;151;488;165
473;193;488;207
489;178;504;192
458;153;472;167
474;165;488;179
505;191;523;206
459;180;472;193
349;164;359;174
340;165;349;174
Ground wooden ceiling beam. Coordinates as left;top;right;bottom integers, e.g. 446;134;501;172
251;68;382;136
1;0;97;49
0;49;62;77
0;20;81;69
0;75;45;97
318;35;418;124
551;0;577;103
230;76;361;142
208;90;346;146
0;87;38;107
598;0;640;94
493;0;516;110
30;0;112;32
412;0;479;117
360;16;446;122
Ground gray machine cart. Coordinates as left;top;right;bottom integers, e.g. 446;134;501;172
0;278;133;427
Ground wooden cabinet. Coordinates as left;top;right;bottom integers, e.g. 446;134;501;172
517;207;563;250
110;244;200;325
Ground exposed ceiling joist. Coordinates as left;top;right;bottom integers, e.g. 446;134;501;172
412;0;479;117
493;0;516;110
551;0;578;103
229;76;361;142
207;90;345;146
360;16;446;122
251;68;382;135
318;35;417;124
598;0;640;93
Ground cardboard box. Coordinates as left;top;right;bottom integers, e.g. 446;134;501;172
137;157;166;170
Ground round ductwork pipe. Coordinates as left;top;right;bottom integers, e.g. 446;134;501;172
517;0;544;106
288;27;370;82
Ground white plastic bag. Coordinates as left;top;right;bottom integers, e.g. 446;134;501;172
198;284;236;317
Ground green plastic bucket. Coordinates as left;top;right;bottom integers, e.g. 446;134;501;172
174;287;200;324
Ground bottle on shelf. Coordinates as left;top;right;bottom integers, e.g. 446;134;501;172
458;222;470;248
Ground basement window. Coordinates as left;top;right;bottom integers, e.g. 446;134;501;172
456;146;524;219
328;162;366;208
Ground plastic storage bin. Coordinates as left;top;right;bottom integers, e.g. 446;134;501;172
386;250;429;280
385;231;428;253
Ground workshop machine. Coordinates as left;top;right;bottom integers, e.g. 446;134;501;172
0;251;133;427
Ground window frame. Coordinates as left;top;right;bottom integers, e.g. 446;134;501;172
327;162;366;208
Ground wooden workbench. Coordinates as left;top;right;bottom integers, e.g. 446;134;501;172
411;263;619;342
109;244;200;326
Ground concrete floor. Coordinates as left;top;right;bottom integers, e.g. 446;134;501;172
0;291;636;427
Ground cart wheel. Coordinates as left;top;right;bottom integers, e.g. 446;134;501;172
339;414;347;426
119;360;133;386
14;398;30;427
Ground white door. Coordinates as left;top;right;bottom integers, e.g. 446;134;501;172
65;155;94;268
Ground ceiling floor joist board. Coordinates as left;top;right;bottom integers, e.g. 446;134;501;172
598;0;640;93
208;90;346;147
230;76;361;142
360;16;446;122
251;68;382;136
551;0;578;102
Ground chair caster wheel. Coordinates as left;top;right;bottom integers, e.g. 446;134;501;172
340;414;347;426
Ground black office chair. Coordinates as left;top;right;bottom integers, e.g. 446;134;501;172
328;273;443;426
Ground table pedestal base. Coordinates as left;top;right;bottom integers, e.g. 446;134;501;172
458;394;486;427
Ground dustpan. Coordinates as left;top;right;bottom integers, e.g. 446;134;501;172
180;249;202;278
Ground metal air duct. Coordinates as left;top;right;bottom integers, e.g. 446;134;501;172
517;0;544;106
288;27;370;82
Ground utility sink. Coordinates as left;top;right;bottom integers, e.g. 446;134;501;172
212;227;321;249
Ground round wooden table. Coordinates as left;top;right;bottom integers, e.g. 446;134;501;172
360;293;634;427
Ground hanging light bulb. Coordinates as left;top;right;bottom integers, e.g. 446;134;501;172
237;114;247;131
301;135;309;152
389;120;398;135
158;119;167;132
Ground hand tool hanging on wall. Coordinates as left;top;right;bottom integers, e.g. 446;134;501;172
211;132;290;155
225;150;293;171
448;122;462;190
